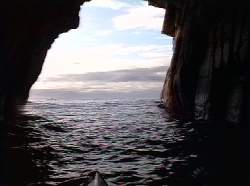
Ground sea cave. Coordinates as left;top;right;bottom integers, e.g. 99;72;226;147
0;0;249;185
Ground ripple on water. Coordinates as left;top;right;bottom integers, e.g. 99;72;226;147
3;99;243;186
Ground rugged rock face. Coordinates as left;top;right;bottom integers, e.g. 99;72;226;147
154;0;249;124
0;0;90;120
0;0;249;124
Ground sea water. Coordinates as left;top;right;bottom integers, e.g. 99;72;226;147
0;98;245;186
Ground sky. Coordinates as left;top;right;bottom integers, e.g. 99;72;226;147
30;0;173;100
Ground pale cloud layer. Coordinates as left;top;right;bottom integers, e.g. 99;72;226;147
41;66;167;83
85;0;131;10
40;43;172;79
33;66;168;93
113;5;165;31
94;30;113;36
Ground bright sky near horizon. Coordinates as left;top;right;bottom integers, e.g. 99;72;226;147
31;0;173;99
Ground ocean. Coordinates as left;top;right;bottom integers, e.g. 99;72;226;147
0;98;246;186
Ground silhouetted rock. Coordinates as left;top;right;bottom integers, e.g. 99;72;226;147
150;0;249;124
0;0;90;121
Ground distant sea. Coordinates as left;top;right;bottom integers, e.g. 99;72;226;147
1;96;245;186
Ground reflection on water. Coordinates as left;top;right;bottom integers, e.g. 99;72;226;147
0;99;248;186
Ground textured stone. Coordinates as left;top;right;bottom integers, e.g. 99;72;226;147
159;0;249;124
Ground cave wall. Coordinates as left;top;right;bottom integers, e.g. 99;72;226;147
0;0;90;120
152;0;249;124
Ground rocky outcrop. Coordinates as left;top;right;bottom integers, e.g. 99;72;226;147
151;0;249;124
0;0;90;120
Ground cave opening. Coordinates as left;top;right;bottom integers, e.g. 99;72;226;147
1;1;248;185
29;0;173;102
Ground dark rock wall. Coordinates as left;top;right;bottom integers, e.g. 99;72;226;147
0;0;89;120
159;0;249;124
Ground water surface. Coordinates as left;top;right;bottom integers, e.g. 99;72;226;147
0;98;246;186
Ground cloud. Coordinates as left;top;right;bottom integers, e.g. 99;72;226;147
85;0;131;10
40;43;172;78
113;4;165;31
43;66;168;83
94;30;113;36
32;66;168;93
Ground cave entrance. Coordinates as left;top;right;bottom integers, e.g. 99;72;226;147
30;0;173;101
